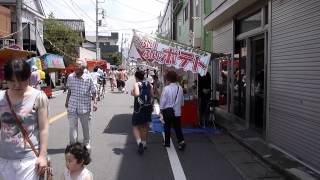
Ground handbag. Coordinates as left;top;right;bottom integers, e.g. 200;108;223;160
161;85;180;120
5;91;53;180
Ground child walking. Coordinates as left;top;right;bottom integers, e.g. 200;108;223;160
61;142;93;180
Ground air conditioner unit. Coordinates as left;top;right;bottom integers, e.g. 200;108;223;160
0;39;15;48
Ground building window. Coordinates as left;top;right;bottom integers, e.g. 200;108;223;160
195;0;200;17
239;11;262;34
184;5;188;22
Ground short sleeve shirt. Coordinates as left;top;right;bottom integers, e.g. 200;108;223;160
66;73;96;114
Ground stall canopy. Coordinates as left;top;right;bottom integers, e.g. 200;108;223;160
41;54;65;71
128;30;211;76
0;47;36;61
85;59;108;71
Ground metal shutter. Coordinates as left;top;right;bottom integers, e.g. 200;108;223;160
212;20;233;54
269;0;320;171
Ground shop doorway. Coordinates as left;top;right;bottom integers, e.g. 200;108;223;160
250;36;266;134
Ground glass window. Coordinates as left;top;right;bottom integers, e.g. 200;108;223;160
195;0;200;17
184;5;188;22
264;5;268;25
239;11;262;34
233;40;247;119
216;57;229;110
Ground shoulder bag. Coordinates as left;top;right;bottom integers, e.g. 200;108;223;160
5;91;53;180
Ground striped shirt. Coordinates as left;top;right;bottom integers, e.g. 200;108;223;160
66;73;96;114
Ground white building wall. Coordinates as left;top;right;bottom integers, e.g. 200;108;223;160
79;47;96;59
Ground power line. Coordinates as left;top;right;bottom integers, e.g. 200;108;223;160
69;0;96;23
106;16;157;23
86;26;157;32
112;0;158;16
0;23;29;39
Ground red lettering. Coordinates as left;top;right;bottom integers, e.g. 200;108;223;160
192;56;207;72
178;51;194;68
160;48;178;65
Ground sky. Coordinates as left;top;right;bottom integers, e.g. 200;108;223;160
41;0;168;48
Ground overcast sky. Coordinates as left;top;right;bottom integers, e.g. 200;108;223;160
41;0;168;47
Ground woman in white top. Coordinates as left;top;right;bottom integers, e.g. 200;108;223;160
160;71;186;150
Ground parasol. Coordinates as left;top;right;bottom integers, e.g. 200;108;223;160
0;47;36;61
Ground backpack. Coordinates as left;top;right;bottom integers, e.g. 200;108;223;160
137;81;151;106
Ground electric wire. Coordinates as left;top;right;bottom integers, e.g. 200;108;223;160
0;23;29;39
112;0;158;16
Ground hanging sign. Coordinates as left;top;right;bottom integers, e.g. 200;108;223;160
41;54;65;70
129;30;211;76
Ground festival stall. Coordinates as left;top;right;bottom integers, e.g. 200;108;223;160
40;54;65;97
129;30;211;127
85;59;109;71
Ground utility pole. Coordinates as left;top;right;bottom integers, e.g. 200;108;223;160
120;33;123;64
16;0;23;48
96;0;99;60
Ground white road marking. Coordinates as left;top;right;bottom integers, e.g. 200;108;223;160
162;133;187;180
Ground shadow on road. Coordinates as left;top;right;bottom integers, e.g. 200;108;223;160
48;148;65;155
103;114;132;135
101;113;174;180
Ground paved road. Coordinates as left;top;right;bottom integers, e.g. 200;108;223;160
0;78;286;180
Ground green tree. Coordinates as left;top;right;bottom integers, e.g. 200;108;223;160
111;52;122;65
44;13;83;65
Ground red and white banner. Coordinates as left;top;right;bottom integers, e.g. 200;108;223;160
129;30;211;76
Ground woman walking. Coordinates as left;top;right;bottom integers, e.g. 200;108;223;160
160;70;186;150
0;59;49;180
131;70;153;154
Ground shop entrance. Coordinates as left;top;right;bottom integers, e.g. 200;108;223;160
249;36;266;134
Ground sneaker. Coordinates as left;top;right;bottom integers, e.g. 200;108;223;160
178;142;186;151
138;142;144;154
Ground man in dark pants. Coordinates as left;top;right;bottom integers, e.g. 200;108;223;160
198;72;211;127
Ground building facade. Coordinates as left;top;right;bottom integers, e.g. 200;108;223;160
0;0;46;55
204;0;320;173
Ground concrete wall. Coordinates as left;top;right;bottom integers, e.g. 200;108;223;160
79;47;96;60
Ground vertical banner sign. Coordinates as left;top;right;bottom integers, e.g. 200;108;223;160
129;30;211;76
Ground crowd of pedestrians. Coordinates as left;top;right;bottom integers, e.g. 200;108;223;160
0;58;187;179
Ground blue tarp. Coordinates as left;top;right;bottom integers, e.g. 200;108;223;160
151;114;217;134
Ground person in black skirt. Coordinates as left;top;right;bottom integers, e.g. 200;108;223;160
131;70;154;154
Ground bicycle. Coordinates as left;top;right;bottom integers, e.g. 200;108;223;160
97;78;106;100
201;98;217;129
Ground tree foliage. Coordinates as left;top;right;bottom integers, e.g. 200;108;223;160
44;13;83;65
111;52;122;65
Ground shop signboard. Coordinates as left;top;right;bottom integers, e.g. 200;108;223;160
129;30;211;76
41;54;65;70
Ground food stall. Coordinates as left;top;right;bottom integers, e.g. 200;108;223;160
40;54;65;98
129;30;211;127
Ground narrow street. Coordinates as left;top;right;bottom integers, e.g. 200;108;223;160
44;78;285;180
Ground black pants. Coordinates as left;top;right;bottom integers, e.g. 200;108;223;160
164;116;184;145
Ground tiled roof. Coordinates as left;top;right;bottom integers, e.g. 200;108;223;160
55;19;85;32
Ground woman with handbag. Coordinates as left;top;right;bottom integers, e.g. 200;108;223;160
0;59;49;180
160;70;186;150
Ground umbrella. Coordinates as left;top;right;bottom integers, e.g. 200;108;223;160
0;48;36;61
